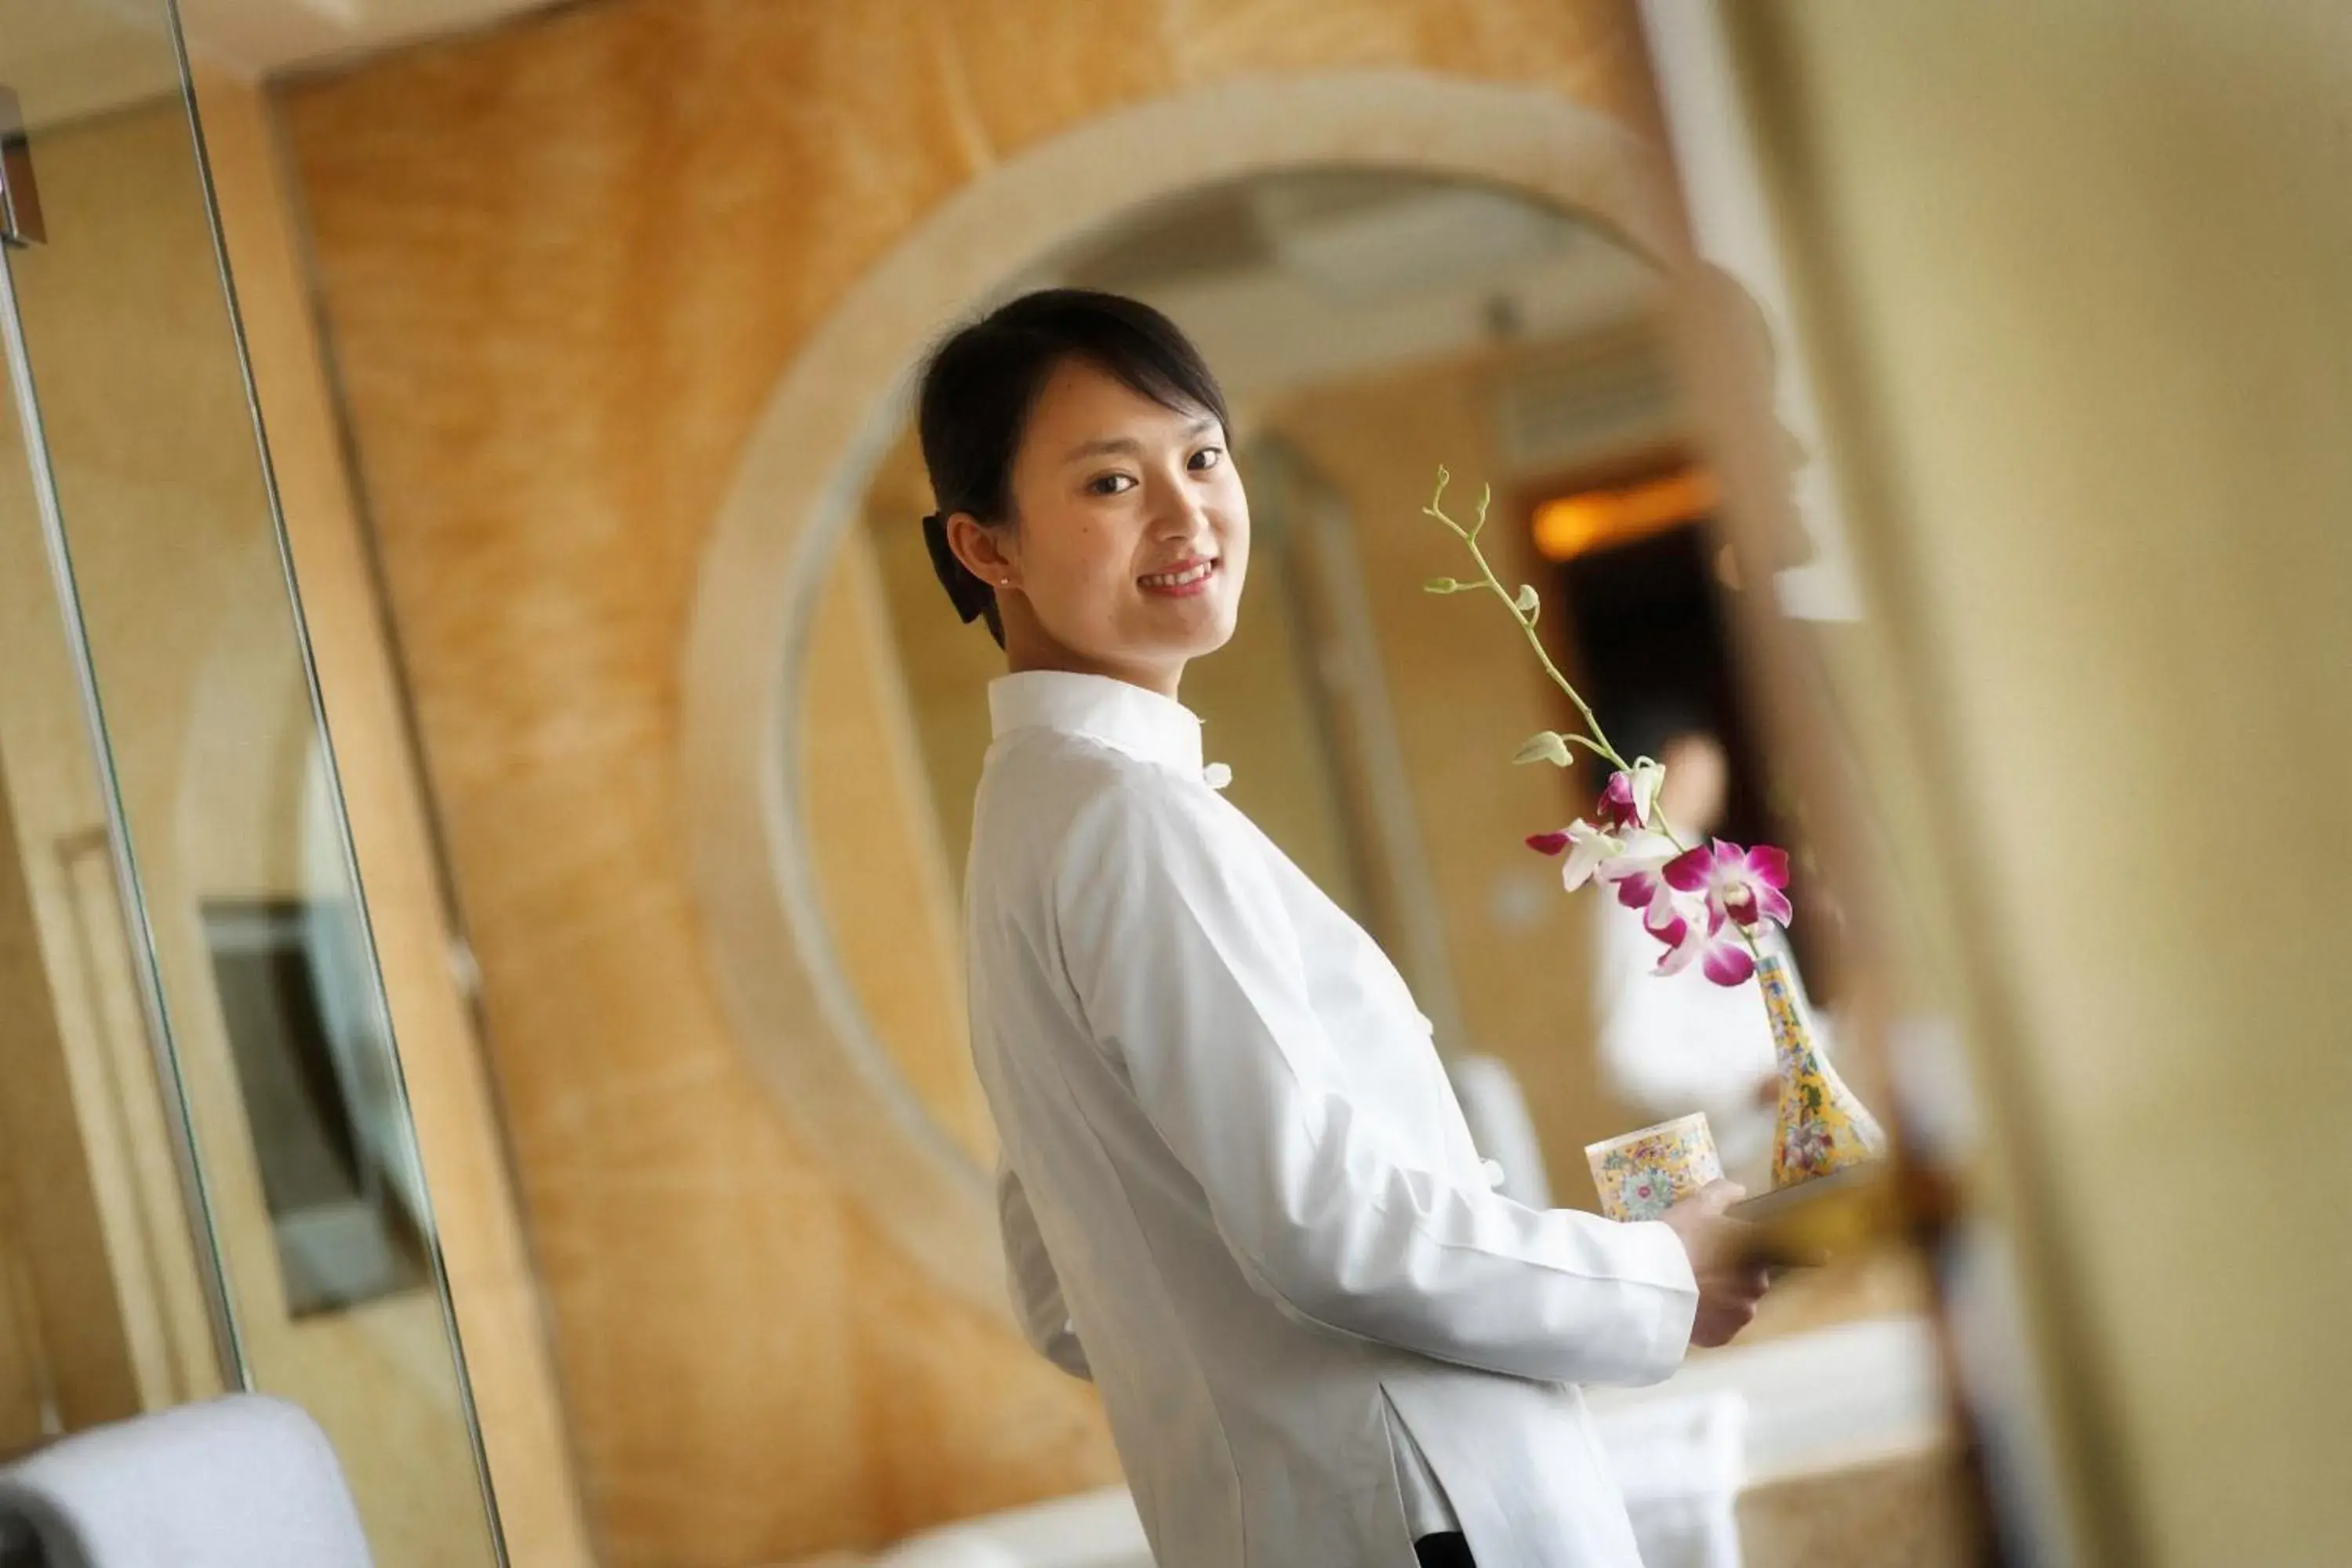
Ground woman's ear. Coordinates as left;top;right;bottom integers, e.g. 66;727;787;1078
946;512;1017;592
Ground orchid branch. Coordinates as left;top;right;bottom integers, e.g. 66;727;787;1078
1423;466;1770;968
1422;465;1624;776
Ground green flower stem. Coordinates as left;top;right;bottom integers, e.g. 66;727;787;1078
1423;470;1624;770
1425;469;1769;970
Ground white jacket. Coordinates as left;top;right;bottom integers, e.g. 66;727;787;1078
967;671;1700;1567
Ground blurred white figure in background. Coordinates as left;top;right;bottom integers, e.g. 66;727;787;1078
1594;724;1798;1191
1595;1391;1748;1568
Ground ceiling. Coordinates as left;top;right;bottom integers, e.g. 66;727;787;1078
1040;168;1671;420
180;0;565;76
0;0;564;124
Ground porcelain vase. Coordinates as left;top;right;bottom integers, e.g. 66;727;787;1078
1759;952;1887;1188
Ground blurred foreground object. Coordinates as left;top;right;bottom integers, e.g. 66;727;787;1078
1644;2;2352;1564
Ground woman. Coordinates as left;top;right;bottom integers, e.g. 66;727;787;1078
921;289;1769;1568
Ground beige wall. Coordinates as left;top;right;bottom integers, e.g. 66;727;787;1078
275;1;1671;1560
802;520;996;1170
855;435;998;916
1724;5;2352;1562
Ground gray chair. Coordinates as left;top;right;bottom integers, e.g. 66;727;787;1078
0;1395;373;1568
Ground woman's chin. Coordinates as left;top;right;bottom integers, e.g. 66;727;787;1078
1128;592;1236;649
1171;604;1240;659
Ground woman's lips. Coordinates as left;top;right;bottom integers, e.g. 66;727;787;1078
1138;557;1220;598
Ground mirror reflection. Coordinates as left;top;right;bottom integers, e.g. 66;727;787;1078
803;167;1862;1227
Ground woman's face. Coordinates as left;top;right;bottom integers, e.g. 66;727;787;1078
960;356;1248;696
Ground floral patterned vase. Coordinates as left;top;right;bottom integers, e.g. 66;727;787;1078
1759;953;1887;1188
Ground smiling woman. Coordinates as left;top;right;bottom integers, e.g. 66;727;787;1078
917;290;1245;694
804;163;1697;1229
888;274;1785;1566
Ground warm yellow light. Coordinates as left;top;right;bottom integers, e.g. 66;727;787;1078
1531;467;1720;561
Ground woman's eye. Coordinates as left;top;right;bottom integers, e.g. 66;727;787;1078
1189;447;1225;472
1087;473;1138;496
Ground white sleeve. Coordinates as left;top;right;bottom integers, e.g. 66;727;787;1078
996;1157;1091;1381
1055;773;1698;1387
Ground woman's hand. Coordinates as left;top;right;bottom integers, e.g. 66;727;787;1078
1659;1180;1773;1348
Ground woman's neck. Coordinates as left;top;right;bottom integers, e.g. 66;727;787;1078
1004;641;1184;702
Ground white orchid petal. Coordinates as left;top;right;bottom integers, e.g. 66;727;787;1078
1560;822;1622;891
1628;758;1666;827
1606;829;1679;871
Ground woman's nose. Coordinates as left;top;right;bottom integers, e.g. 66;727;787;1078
1150;481;1212;539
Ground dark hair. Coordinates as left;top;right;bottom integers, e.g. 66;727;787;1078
915;289;1230;648
1612;688;1720;767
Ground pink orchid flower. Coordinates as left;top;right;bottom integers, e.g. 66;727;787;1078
1650;903;1759;988
1526;820;1624;892
1598;830;1682;930
1663;839;1794;931
1593;759;1665;834
1527;819;1680;901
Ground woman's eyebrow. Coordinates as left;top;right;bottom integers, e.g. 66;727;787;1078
1061;416;1219;465
1062;434;1144;463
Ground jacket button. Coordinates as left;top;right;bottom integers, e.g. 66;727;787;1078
1480;1158;1507;1189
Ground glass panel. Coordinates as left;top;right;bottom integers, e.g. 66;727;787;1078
0;0;500;1561
1;325;233;1448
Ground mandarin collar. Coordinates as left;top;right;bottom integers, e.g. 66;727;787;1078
989;670;1206;775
